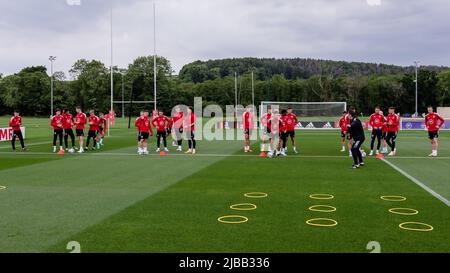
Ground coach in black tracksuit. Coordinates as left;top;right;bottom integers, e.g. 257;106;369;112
348;112;365;168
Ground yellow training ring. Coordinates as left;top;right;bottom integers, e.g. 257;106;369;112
0;186;6;191
306;218;338;227
230;203;257;211
244;192;268;198
399;222;434;232
309;194;334;200
309;205;337;213
380;196;406;202
218;215;249;224
389;208;419;216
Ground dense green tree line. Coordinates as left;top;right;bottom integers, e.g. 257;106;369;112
0;57;449;117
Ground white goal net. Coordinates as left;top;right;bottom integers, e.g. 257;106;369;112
260;102;347;130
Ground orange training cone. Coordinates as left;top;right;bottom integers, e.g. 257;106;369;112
259;152;267;157
159;151;167;156
376;153;384;159
57;149;65;155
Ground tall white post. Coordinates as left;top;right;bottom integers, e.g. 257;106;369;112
109;2;114;136
49;56;56;117
414;61;419;117
153;1;157;111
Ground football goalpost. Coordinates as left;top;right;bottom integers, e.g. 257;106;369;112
260;101;347;130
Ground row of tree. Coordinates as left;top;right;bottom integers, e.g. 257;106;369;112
0;57;449;117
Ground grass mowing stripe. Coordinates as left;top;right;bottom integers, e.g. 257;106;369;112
381;158;450;207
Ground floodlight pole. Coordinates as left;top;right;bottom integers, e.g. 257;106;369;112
235;72;238;118
251;71;255;108
109;2;114;136
49;56;56;117
153;1;157;111
414;61;419;117
121;72;125;118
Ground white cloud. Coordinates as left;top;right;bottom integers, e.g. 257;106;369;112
0;0;449;76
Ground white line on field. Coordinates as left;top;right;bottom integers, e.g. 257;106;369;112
381;158;450;207
0;141;52;149
0;151;449;160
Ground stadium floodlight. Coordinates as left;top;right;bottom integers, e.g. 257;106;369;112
49;56;56;117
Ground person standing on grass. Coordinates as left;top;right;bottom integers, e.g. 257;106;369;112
279;110;289;157
285;107;299;154
380;111;389;154
386;107;400;156
185;107;197;155
62;109;76;151
171;106;184;152
97;112;107;148
369;106;385;156
135;110;153;155
338;111;349;152
152;111;171;153
85;110;99;151
260;107;273;155
75;106;87;153
347;111;365;169
9;110;26;151
50;109;64;153
425;106;445;157
243;107;254;153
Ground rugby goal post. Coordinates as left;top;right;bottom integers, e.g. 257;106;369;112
260;101;347;130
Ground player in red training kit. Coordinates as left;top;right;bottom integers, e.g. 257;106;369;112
425;106;445;157
62;109;76;152
260;108;273;155
135;110;153;155
152;111;171;153
285;107;299;154
380;111;389;154
369;106;386;156
386;107;400;156
97;112;107;148
171;106;184;152
50;109;64;153
75;106;87;153
86;110;99;151
9;110;26;151
338;111;350;152
243;107;254;153
184;107;197;154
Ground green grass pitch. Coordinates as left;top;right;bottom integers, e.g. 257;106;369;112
0;117;449;253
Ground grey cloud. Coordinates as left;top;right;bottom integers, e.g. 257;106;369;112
0;0;449;76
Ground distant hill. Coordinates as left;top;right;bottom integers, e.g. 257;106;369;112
179;57;449;83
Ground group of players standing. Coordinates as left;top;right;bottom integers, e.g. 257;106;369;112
133;106;197;155
50;106;107;153
339;105;446;169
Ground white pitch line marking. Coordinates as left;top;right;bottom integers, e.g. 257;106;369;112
381;158;450;207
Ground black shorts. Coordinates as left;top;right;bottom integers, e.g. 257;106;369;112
266;127;272;135
12;130;23;139
279;132;288;141
88;130;97;138
382;132;388;140
244;128;252;136
386;131;398;140
428;131;439;140
54;129;63;136
371;128;382;139
64;128;74;136
287;130;295;138
341;131;347;138
157;131;167;138
76;129;84;137
138;132;150;141
98;127;104;134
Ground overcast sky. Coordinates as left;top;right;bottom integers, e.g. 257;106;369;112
1;0;449;77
